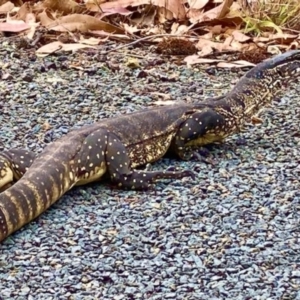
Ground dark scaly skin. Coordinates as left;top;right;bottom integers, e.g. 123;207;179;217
1;50;300;242
0;149;37;192
170;50;300;159
0;105;195;241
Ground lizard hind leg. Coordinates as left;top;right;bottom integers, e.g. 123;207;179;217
105;133;194;190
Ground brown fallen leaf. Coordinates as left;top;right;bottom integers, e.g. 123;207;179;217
170;23;191;35
38;10;55;27
0;1;14;14
187;8;204;23
79;36;107;45
157;6;174;23
38;0;84;15
196;38;224;53
217;60;255;68
16;2;30;21
87;0;186;19
184;55;224;67
231;30;251;42
0;20;30;32
46;14;124;34
254;32;297;45
97;6;133;19
190;0;233;23
36;41;97;57
130;6;157;25
210;25;223;34
123;23;140;35
90;30;130;41
188;0;209;9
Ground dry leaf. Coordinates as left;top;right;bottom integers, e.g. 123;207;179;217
123;23;140;35
16;2;30;21
199;44;213;56
0;20;30;32
196;38;223;52
38;10;55;27
188;0;209;9
170;23;191;35
191;0;233;23
36;41;97;57
97;6;132;19
187;8;204;23
46;14;124;34
217;60;255;68
0;1;14;13
232;30;251;42
79;36;106;45
211;25;223;34
90;30;130;40
131;7;157;26
223;35;233;48
87;0;186;19
253;33;297;45
40;0;84;15
157;6;174;23
184;55;224;66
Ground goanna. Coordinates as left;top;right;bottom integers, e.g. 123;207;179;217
1;50;300;242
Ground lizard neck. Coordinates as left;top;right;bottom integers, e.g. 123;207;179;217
224;69;284;121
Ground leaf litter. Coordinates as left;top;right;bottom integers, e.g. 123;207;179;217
0;0;299;66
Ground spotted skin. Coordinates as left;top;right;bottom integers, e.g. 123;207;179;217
0;149;37;191
102;131;193;189
170;108;227;160
0;106;195;241
170;50;300;160
1;50;300;242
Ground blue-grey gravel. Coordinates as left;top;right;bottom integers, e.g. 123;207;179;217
0;41;300;300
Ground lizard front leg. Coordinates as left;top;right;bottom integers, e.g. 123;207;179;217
171;108;229;160
0;149;37;191
75;129;194;190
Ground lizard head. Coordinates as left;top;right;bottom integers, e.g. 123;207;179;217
246;50;300;83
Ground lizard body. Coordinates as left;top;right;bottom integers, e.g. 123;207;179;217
1;50;300;242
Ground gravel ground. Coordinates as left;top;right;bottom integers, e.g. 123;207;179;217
1;40;300;300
